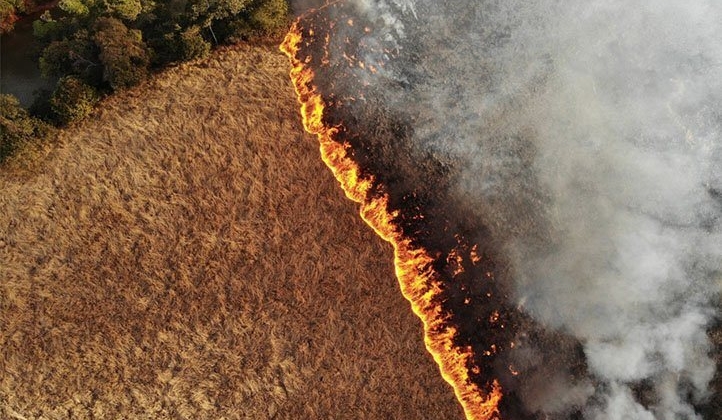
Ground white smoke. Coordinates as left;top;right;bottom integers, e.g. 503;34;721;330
475;3;722;418
294;0;722;418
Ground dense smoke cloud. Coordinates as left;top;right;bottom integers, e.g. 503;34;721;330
293;1;721;418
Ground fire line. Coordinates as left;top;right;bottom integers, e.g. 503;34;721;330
280;20;503;420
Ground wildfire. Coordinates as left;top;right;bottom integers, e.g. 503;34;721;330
281;21;503;420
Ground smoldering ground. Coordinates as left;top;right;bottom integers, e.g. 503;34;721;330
292;1;722;419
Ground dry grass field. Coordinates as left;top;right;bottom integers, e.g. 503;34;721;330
0;44;465;419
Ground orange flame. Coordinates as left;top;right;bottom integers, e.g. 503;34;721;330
281;22;502;420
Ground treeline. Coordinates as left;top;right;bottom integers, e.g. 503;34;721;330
2;0;288;163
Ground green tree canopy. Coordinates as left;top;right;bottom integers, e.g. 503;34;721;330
92;17;150;89
1;95;52;162
0;0;25;33
59;0;93;17
49;76;99;124
39;29;102;83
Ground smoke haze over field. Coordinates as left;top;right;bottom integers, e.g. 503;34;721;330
292;1;722;418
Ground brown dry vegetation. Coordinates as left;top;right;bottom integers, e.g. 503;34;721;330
0;44;465;419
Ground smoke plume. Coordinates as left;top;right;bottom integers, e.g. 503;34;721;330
292;1;722;418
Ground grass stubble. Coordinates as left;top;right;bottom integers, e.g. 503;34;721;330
0;44;465;419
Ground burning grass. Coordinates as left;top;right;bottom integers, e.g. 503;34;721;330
0;44;465;419
280;22;503;420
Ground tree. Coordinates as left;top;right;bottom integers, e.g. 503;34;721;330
58;0;93;17
0;0;24;33
49;76;99;124
33;11;64;41
177;25;211;60
1;94;52;162
210;0;288;42
189;0;249;24
246;0;287;35
187;0;250;43
59;0;145;21
39;29;102;84
92;17;150;90
105;0;143;20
